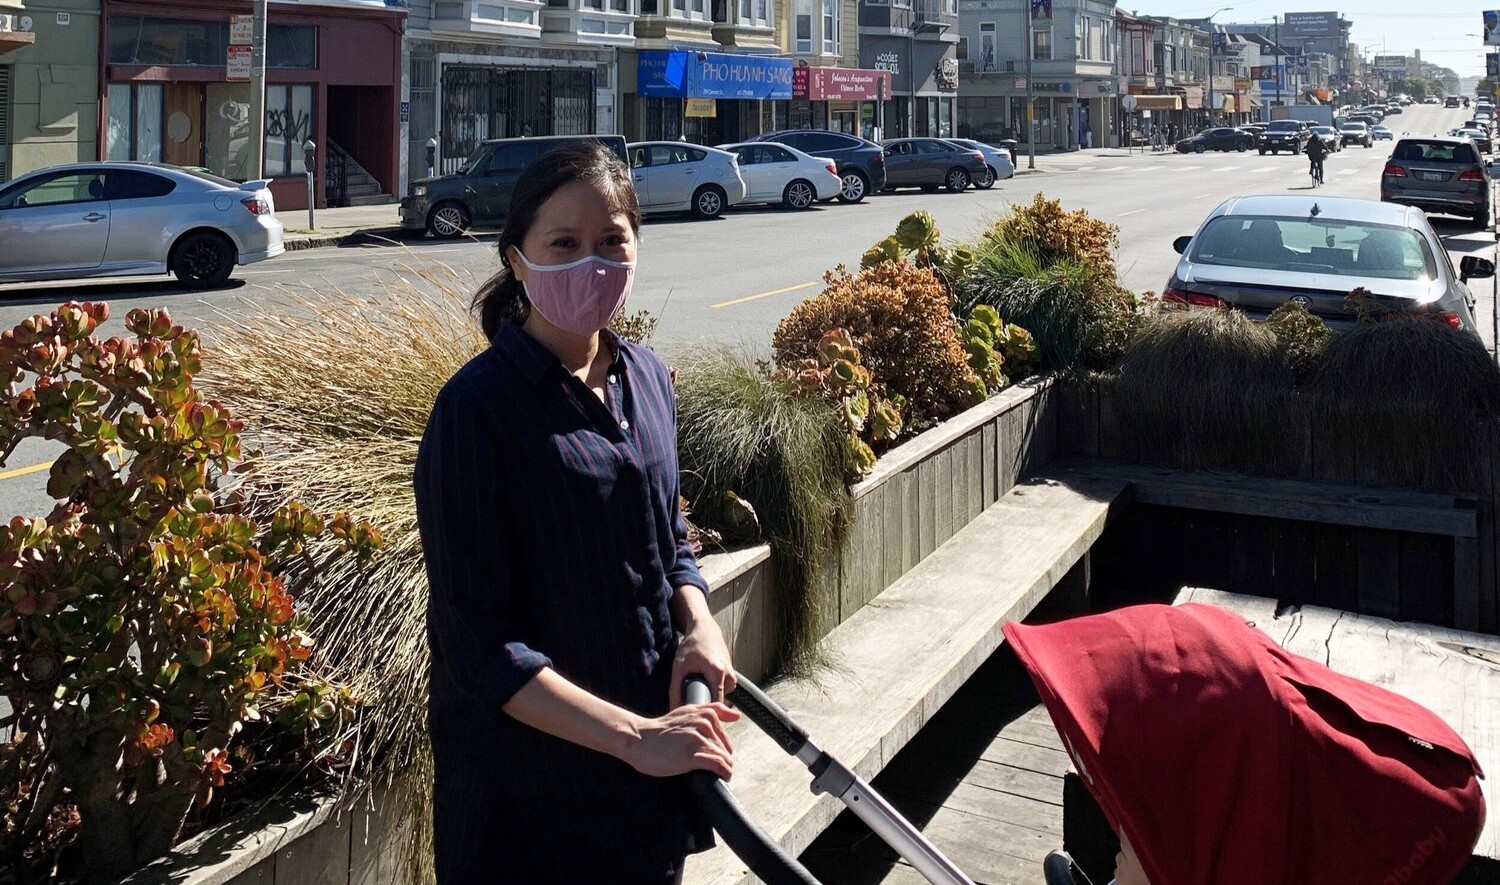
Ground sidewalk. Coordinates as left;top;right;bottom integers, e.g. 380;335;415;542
276;203;403;251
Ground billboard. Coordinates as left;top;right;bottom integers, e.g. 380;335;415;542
1283;11;1340;38
1489;52;1499;78
1486;10;1500;46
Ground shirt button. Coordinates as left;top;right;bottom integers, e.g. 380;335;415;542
620;418;630;430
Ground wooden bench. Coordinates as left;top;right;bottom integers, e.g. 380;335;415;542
683;469;1132;885
1046;458;1486;630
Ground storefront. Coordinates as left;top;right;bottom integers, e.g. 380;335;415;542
789;67;892;141
859;35;957;139
631;50;792;144
100;0;403;210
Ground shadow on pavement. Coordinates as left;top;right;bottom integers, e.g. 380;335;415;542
0;279;249;306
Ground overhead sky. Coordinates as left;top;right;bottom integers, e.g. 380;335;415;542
1140;2;1492;78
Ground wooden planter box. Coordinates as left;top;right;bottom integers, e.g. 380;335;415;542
118;378;1062;885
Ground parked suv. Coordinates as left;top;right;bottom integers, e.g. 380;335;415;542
1381;136;1491;228
401;135;628;238
748;130;886;203
1258;120;1311;155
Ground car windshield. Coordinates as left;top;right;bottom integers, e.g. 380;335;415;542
1394;140;1480;163
1311;127;1334;134
1268;121;1300;131
1340;125;1364;131
1189;216;1437;282
459;145;492;176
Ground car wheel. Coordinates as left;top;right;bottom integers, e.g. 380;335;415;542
945;167;970;192
782;179;816;210
170;231;236;289
838;170;868;203
1194;143;1205;154
1259;148;1267;155
1237;142;1248;152
427;201;470;239
691;185;726;220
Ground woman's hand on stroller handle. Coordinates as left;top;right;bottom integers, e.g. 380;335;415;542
626;679;739;780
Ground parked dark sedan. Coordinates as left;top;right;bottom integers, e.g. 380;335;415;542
748;130;887;203
1165;195;1489;337
1175;127;1254;153
879;138;988;192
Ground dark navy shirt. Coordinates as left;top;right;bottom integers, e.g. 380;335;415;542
415;321;712;883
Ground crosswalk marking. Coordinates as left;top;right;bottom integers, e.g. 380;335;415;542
1213;166;1240;172
1253;165;1278;172
1096;166;1130;172
1118;208;1148;217
1337;168;1359;175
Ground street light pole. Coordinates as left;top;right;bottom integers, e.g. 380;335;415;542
246;0;267;180
1025;3;1034;168
1204;7;1232;126
1274;14;1282;112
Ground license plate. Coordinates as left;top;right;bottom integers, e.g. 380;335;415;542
1417;171;1448;182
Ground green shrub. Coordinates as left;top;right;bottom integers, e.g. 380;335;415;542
1307;314;1500;492
954;200;1142;372
0;302;379;881
674;351;854;670
1265;300;1332;380
773;328;903;474
774;262;983;432
1113;309;1301;474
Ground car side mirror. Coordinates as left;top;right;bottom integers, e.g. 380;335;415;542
1460;256;1495;283
1172;235;1193;255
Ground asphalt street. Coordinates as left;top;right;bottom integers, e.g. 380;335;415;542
0;103;1493;518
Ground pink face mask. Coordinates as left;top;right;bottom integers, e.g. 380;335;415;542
514;250;636;337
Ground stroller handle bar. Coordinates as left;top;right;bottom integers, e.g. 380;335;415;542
683;673;977;885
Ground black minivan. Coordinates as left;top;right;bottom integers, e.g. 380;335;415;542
401;135;629;239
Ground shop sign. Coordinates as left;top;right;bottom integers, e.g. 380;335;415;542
1031;82;1072;93
1014;76;1027;90
873;52;900;75
227;45;252;82
686;97;717;118
794;67;893;101
1234;77;1251;90
230;14;254;45
637;50;794;100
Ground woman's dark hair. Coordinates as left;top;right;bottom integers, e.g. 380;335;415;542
472;140;642;340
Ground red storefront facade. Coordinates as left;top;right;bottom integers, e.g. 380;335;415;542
790;66;893;140
99;0;404;210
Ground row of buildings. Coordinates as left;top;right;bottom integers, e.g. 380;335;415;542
0;0;1364;209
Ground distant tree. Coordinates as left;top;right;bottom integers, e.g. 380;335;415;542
1479;77;1498;99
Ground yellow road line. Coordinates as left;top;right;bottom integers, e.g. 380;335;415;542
0;460;53;481
713;281;818;309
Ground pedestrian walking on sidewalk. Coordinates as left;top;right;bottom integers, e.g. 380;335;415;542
415;141;739;885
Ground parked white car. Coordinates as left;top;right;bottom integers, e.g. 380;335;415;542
0;162;283;288
716;142;843;210
626;142;746;219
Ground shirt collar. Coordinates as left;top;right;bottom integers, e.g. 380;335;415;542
493;321;629;386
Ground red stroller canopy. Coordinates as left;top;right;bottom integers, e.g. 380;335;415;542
1003;604;1485;885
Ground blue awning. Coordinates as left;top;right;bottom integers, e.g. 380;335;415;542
637;50;794;100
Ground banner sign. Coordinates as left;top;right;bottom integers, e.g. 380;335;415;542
685;98;717;118
1030;0;1051;21
637;50;794;100
1283;11;1339;38
1486;11;1500;46
1489;52;1499;78
793;67;893;101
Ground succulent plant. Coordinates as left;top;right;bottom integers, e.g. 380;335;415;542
861;236;904;270
895;211;940;252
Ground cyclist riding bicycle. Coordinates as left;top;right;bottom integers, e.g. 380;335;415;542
1305;133;1329;185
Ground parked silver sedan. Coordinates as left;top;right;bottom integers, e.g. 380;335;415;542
626;142;747;219
1165;195;1490;338
945;138;1016;188
0;162;283;288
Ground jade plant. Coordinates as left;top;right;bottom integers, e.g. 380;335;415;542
775;329;902;476
0;302;381;880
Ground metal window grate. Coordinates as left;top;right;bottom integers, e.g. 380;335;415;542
0;66;10;183
440;65;596;174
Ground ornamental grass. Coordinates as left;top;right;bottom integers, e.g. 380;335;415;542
197;265;487;884
673;351;855;671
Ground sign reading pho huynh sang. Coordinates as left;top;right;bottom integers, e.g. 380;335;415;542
637;51;794;100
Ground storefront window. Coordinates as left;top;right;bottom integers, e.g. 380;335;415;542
264;85;314;178
105;83;162;162
108;16;316;68
939;98;951;137
205;83;254;180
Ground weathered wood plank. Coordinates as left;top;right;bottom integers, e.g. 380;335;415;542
1454;537;1482;632
349;787;412;885
272;805;350;885
222;857;274;885
1057;380;1099;458
1175;589;1500;863
964;432;984;526
883;471;908;592
917;457;938;561
842;493;883;619
1356;528;1402;620
933;445;956;547
982;420;999;508
1048;458;1479;539
684;471;1131;885
1398;532;1449;626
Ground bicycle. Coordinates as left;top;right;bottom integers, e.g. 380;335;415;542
1309;158;1325;187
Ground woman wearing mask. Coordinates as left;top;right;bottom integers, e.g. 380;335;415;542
415;141;738;885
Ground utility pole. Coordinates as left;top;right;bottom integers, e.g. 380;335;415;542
1274;14;1282;112
1025;2;1035;169
246;0;268;180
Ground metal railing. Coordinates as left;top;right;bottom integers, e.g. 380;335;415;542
327;142;349;208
